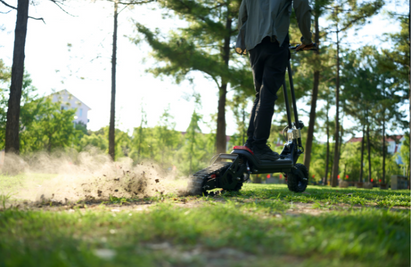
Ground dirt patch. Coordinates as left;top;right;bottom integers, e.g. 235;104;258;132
1;150;192;206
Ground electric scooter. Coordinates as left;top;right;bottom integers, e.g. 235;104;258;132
188;44;316;195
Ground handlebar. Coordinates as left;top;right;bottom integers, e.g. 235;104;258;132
289;43;317;52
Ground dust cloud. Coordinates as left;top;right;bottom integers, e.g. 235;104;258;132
0;149;192;204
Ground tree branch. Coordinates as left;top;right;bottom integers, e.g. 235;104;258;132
118;0;155;4
0;0;14;9
49;0;75;17
0;0;45;22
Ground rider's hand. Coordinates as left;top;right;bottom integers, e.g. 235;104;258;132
295;43;315;51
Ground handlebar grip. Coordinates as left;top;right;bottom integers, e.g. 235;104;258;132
289;43;317;51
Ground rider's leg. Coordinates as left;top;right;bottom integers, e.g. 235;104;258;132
247;36;288;160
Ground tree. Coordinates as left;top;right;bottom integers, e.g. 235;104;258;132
325;0;384;186
302;0;331;173
4;0;29;153
0;70;83;153
342;44;408;186
321;84;335;185
19;98;79;153
77;132;108;153
228;92;249;149
1;71;40;150
398;132;410;176
129;106;148;162
105;0;156;160
0;60;12;146
153;107;181;169
183;110;204;174
1;0;68;153
377;5;410;183
176;108;216;176
108;0;119;160
134;0;254;154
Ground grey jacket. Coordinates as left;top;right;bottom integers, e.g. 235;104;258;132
236;0;312;55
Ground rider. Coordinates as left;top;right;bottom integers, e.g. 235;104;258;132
236;0;313;161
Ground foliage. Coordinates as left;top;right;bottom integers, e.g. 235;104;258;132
153;107;182;169
19;98;80;153
0;60;11;147
397;132;410;174
377;12;410;99
133;0;255;153
175;110;216;176
133;0;252;90
0;72;81;152
77;132;108;153
129;106;149;162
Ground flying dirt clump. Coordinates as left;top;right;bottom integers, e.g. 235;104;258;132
1;150;187;204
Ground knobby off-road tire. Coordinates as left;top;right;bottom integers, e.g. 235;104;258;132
187;162;231;196
287;163;309;193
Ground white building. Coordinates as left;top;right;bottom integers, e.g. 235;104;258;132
49;89;91;127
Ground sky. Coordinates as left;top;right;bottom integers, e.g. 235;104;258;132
0;0;410;140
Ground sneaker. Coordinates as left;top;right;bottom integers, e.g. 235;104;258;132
253;143;279;161
244;141;253;150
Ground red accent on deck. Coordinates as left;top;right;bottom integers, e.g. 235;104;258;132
233;146;254;155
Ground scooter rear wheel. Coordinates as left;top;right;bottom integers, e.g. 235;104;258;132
287;163;308;193
228;182;243;192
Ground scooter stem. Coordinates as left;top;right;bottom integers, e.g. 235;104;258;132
287;60;303;148
282;74;292;128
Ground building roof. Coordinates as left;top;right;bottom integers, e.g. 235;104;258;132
347;135;404;143
49;89;92;110
385;135;403;142
347;137;363;143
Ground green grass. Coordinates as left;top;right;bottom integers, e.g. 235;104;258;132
0;173;58;193
0;182;410;267
239;184;411;207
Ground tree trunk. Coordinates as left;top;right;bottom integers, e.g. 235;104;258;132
216;84;227;153
359;125;365;183
408;1;411;189
338;111;344;165
343;163;347;179
331;24;341;187
323;102;330;186
109;0;118;161
189;143;193;174
138;129;142;157
382;97;386;184
303;12;320;171
366;123;372;183
5;0;29;154
215;15;232;154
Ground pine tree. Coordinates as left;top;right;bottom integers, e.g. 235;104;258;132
325;0;384;187
133;0;253;154
302;0;332;173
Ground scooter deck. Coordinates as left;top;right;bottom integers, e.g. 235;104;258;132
215;147;293;174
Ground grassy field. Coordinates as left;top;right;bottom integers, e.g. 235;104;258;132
0;179;411;267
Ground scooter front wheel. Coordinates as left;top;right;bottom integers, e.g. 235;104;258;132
287;163;309;193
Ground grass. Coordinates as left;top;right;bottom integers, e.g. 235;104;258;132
0;180;411;267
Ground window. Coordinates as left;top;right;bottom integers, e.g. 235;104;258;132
79;108;83;117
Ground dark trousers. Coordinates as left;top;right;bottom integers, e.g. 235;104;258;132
247;35;289;145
